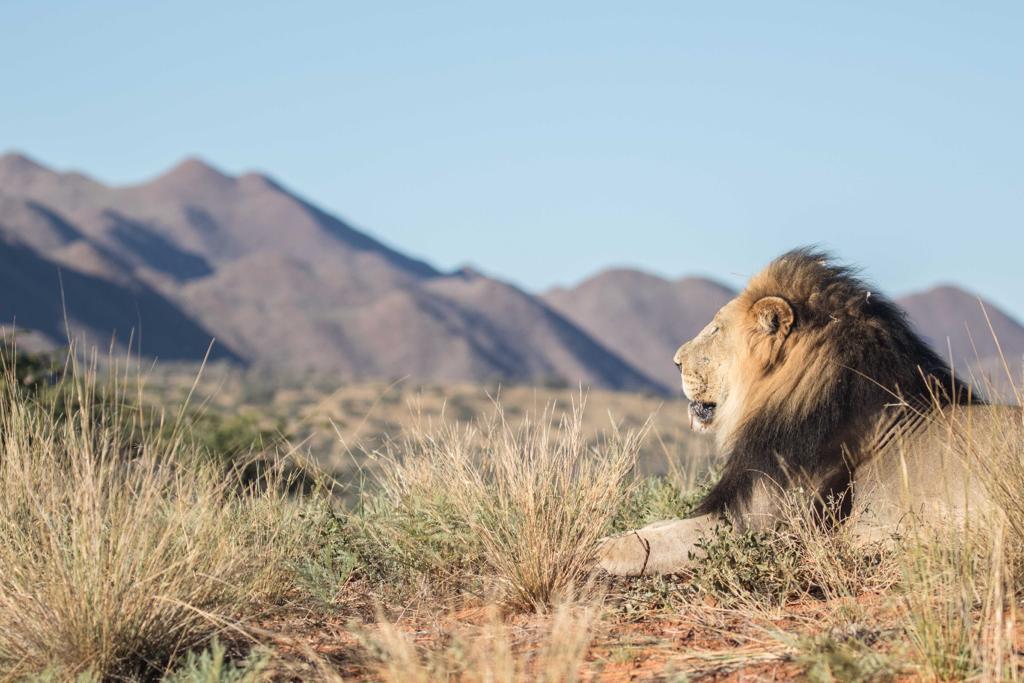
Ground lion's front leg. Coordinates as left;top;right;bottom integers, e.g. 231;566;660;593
595;514;721;576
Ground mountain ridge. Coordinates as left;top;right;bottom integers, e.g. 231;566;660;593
0;152;661;392
3;152;1018;394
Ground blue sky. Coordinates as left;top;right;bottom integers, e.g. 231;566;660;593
2;1;1022;319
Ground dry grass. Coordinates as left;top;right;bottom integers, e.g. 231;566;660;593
2;345;1024;680
893;376;1024;681
141;367;712;481
685;495;900;615
0;361;317;680
360;400;645;611
899;531;999;680
364;602;599;683
885;368;1024;680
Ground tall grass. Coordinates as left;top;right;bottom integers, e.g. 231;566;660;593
0;360;315;679
895;369;1024;681
2;335;1021;679
359;401;644;611
892;515;1024;682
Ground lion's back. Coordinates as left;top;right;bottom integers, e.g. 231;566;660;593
849;404;1022;541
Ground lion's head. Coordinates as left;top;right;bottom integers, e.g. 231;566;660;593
672;293;794;436
677;248;975;521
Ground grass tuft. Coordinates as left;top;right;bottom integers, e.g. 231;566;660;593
357;400;644;610
0;359;317;679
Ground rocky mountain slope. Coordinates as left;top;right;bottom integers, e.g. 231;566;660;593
0;152;655;391
0;227;237;362
897;285;1024;388
545;270;735;391
2;151;1017;394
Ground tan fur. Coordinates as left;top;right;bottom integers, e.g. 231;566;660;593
597;248;1018;576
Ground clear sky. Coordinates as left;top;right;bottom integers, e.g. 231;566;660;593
2;1;1021;319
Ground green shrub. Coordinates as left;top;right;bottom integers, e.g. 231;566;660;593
0;338;61;396
793;628;898;682
689;524;805;607
608;471;718;534
291;504;361;606
185;412;285;465
164;640;270;683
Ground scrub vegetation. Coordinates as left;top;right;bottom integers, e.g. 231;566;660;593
1;342;1022;681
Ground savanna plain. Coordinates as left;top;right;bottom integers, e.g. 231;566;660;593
3;344;1024;682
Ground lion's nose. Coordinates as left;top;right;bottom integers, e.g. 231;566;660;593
672;345;686;368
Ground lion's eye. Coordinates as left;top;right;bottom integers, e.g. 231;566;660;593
710;326;720;336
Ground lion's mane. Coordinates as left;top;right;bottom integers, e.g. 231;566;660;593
693;247;978;522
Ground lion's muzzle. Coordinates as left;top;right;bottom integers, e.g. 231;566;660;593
688;401;716;431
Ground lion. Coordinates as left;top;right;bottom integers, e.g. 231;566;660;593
598;248;1020;576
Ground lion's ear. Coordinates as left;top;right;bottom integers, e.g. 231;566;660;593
751;296;794;338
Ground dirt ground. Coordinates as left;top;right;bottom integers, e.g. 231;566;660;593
248;584;978;681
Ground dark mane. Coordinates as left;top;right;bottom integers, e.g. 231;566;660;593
693;247;978;523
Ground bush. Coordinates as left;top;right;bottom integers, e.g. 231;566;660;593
689;523;805;607
183;412;285;465
687;490;897;610
350;402;645;611
0;337;61;396
608;471;717;534
164;640;271;683
0;364;319;680
793;628;898;682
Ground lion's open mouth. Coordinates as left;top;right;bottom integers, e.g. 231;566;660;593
688;401;717;431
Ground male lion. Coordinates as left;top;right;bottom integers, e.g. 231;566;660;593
598;248;1020;576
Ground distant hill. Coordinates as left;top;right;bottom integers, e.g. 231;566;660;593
545;269;736;391
3;151;1016;395
0;152;656;392
0;226;238;362
896;285;1024;389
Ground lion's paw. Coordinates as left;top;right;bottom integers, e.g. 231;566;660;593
594;517;715;577
594;531;654;577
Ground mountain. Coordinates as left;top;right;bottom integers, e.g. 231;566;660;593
0;154;437;294
545;269;736;391
0;152;658;392
175;256;653;388
6;151;1013;395
0;228;239;362
896;286;1024;387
